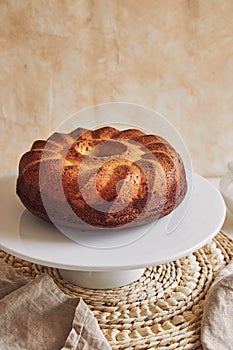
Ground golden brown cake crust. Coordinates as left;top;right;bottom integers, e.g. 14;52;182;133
16;126;187;230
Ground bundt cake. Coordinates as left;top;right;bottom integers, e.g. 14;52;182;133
16;126;187;230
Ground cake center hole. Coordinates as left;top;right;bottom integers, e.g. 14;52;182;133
89;141;127;157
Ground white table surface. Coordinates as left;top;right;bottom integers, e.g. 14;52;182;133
196;177;233;350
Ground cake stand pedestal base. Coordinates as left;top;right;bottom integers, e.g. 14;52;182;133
59;268;145;289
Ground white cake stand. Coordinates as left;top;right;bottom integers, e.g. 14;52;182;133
0;173;226;289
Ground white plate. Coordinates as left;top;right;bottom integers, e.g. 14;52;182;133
0;173;226;273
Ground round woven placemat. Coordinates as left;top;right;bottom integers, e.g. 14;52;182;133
1;230;233;350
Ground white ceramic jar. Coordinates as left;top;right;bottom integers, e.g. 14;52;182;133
220;161;233;216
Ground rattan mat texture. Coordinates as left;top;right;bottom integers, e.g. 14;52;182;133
0;230;233;350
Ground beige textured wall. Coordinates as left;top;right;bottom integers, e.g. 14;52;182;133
0;0;233;177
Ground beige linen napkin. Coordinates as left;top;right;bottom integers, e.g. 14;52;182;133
201;259;233;350
0;262;111;350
